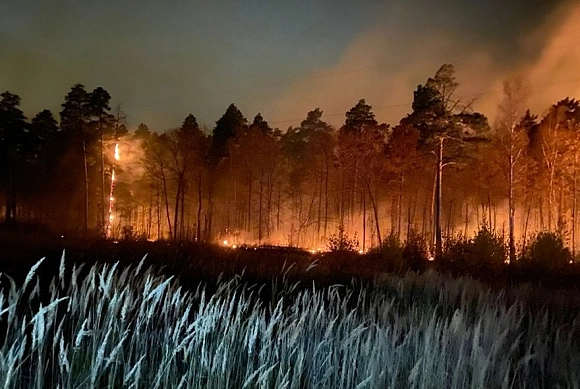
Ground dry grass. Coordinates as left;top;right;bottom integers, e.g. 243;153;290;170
0;252;579;388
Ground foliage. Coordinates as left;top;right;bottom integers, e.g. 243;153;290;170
520;231;571;270
470;223;508;267
4;64;580;251
402;229;429;269
376;231;405;271
442;231;470;264
444;224;507;268
210;103;247;163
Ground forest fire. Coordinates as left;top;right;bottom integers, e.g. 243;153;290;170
1;66;580;264
106;143;119;239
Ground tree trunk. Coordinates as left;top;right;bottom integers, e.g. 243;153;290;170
180;179;186;240
247;172;252;233
173;178;181;241
277;184;281;231
366;180;382;246
435;137;443;260
573;152;577;260
83;141;89;237
258;173;264;243
317;175;322;242
324;158;329;240
197;172;202;242
160;166;173;240
397;171;403;237
156;182;161;240
362;187;366;252
508;141;515;263
464;201;469;235
266;171;273;237
100;123;105;233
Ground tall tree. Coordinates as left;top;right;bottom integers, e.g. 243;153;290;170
206;104;248;240
134;123;151;138
386;124;420;238
0;91;27;225
339;100;388;248
402;64;490;259
529;99;580;232
282;108;334;247
231;115;282;242
210;103;247;164
342;99;378;135
60;84;91;235
88;86;114;232
28;110;61;223
494;76;530;263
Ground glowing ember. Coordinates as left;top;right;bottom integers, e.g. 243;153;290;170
114;143;120;161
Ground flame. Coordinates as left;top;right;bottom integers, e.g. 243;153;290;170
106;167;116;238
114;143;120;161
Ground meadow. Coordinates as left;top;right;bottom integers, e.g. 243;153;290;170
1;240;579;388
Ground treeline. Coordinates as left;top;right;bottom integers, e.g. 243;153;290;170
1;64;580;256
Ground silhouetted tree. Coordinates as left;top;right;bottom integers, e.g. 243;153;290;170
0;91;27;226
88;86;114;232
60;84;92;235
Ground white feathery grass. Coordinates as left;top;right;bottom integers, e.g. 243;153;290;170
59;250;66;291
22;257;45;293
0;254;579;388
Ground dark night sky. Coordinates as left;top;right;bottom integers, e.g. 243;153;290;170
1;0;577;131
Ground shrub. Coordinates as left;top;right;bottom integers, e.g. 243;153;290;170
443;224;507;270
376;232;405;271
468;224;507;268
520;231;571;270
442;232;470;264
402;230;428;270
327;225;359;252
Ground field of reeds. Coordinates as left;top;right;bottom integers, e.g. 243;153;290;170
1;249;580;389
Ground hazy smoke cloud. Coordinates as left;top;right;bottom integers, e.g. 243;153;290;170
268;0;580;129
521;1;580;116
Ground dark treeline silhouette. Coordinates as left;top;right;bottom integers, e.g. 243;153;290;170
2;64;580;259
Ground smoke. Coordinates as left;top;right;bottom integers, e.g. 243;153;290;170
267;0;580;129
520;1;580;116
110;137;146;185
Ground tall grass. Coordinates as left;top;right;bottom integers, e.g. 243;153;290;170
1;253;579;388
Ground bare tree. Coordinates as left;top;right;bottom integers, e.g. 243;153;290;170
494;76;530;263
